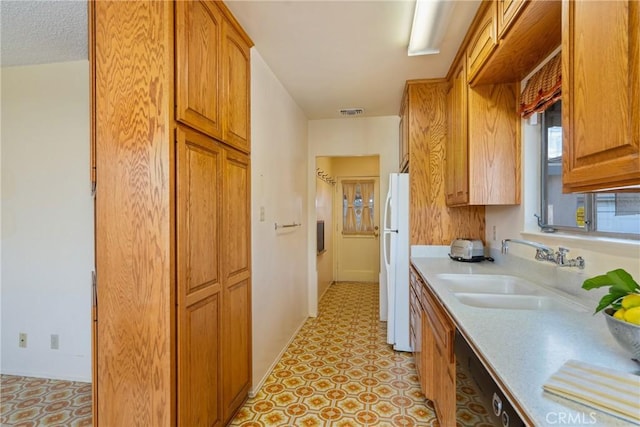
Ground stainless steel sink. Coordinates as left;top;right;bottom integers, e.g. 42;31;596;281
452;292;587;312
435;274;540;295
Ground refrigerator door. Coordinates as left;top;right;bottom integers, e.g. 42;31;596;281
392;173;411;352
383;174;396;345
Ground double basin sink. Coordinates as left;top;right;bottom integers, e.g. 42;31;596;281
436;274;586;312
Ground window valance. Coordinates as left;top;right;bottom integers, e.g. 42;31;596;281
519;52;562;118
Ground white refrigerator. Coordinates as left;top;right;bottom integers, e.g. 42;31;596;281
383;173;411;352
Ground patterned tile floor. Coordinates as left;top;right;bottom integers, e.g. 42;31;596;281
230;282;495;427
0;375;92;426
0;282;495;426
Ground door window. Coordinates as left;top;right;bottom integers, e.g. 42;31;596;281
342;180;375;234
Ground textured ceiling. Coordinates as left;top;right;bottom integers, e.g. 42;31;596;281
1;0;87;67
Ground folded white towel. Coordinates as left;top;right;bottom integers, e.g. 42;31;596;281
543;359;640;425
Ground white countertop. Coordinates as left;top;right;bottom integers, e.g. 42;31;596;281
410;253;639;426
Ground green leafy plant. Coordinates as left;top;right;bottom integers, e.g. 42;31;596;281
582;268;640;314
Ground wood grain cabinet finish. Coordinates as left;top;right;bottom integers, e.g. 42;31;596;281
409;268;422;391
176;1;252;153
175;1;224;141
222;150;252;420
410;265;456;427
470;0;561;87
222;20;251;153
446;62;469;206
403;80;485;245
497;0;526;39
92;1;252;426
466;2;497;83
445;77;520;206
399;95;410;172
466;83;521;205
176;126;224;427
562;0;640;192
93;2;175;425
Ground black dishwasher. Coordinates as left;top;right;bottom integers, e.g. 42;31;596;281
455;330;526;427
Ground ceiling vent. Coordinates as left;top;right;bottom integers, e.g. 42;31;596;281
339;108;364;117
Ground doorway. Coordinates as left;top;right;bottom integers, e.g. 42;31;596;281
335;176;380;282
315;155;380;289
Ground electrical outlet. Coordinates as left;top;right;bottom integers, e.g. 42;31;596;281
259;206;265;222
51;334;59;350
19;333;27;348
492;225;497;241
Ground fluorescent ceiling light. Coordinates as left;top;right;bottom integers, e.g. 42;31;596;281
408;0;455;56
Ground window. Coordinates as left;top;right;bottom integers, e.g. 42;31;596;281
540;102;640;238
342;180;375;234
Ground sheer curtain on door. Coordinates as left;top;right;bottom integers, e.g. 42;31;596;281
342;180;375;234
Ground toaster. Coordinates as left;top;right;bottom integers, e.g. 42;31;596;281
449;239;488;262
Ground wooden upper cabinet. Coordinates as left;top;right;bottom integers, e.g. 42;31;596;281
466;2;497;83
176;1;253;153
222;19;251;153
446;62;469;206
176;1;223;140
497;0;526;39
471;0;561;86
562;0;640;192
446;64;519;206
467;83;520;205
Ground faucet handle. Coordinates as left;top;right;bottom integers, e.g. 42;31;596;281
558;247;570;254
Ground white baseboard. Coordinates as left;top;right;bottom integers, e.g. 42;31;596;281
249;316;308;398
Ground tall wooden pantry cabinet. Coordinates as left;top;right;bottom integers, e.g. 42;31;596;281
91;1;252;425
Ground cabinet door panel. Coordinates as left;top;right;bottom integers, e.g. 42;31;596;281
446;62;469;206
175;1;223;140
222;150;252;419
223;151;251;279
180;294;223;427
223;278;251;416
562;0;640;191
223;21;251;153
177;128;222;297
177;126;223;427
497;0;526;39
467;2;497;82
467;83;520;205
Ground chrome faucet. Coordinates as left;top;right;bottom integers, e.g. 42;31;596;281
555;247;586;269
501;238;555;260
501;239;586;269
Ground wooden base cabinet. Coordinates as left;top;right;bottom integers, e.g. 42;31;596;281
92;2;252;426
410;265;456;426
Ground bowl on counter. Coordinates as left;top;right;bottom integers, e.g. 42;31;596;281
604;308;640;360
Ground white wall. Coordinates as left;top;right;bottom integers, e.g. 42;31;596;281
307;117;399;319
1;61;93;381
485;119;640;285
251;50;309;393
315;157;334;300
